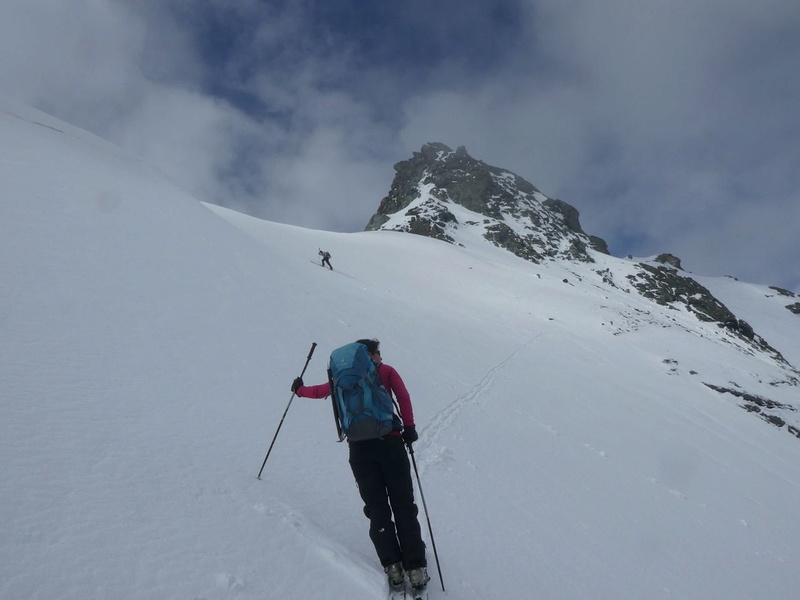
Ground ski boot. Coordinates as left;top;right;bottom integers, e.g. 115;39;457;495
407;567;430;600
385;562;405;599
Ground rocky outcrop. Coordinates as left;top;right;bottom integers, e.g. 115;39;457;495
655;253;683;269
768;286;800;315
365;142;609;264
626;263;789;365
704;384;800;439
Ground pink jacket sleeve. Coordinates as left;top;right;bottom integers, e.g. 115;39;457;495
296;382;331;399
379;364;415;427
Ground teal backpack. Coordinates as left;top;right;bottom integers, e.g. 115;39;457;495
328;342;398;441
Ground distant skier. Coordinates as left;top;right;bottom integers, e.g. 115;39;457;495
319;249;333;270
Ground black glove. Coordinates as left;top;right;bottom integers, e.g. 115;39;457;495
291;377;304;393
402;425;418;445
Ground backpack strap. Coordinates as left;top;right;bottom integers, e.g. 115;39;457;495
328;366;345;442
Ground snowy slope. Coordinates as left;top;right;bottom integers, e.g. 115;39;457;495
2;104;800;600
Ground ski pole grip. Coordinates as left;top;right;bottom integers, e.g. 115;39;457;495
297;343;318;379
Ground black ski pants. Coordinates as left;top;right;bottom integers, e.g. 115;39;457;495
348;436;426;570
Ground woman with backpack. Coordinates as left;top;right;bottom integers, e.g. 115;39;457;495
291;338;430;595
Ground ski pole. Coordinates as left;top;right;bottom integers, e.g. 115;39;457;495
257;342;317;479
407;443;445;592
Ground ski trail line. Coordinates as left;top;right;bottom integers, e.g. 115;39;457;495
254;498;380;593
415;331;546;469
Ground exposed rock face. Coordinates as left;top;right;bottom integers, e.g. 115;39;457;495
655;253;683;269
768;286;800;315
365;142;609;263
769;286;796;297
626;263;789;365
704;384;800;439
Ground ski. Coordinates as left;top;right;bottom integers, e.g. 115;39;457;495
410;585;428;600
387;583;406;599
387;583;426;600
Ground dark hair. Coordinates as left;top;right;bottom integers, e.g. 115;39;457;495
355;338;380;354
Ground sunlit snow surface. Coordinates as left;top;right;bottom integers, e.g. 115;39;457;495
2;104;799;600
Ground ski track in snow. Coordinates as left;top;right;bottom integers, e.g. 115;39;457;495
416;331;546;471
309;260;357;280
253;498;381;595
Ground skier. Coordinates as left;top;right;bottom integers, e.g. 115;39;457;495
291;338;429;596
319;249;333;270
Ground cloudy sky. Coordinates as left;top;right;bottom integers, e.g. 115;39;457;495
2;0;799;291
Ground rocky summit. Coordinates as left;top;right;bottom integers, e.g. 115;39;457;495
365;142;609;263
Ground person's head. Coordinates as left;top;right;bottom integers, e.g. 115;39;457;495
356;338;381;363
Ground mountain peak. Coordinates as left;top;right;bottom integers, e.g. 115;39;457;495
365;142;609;263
